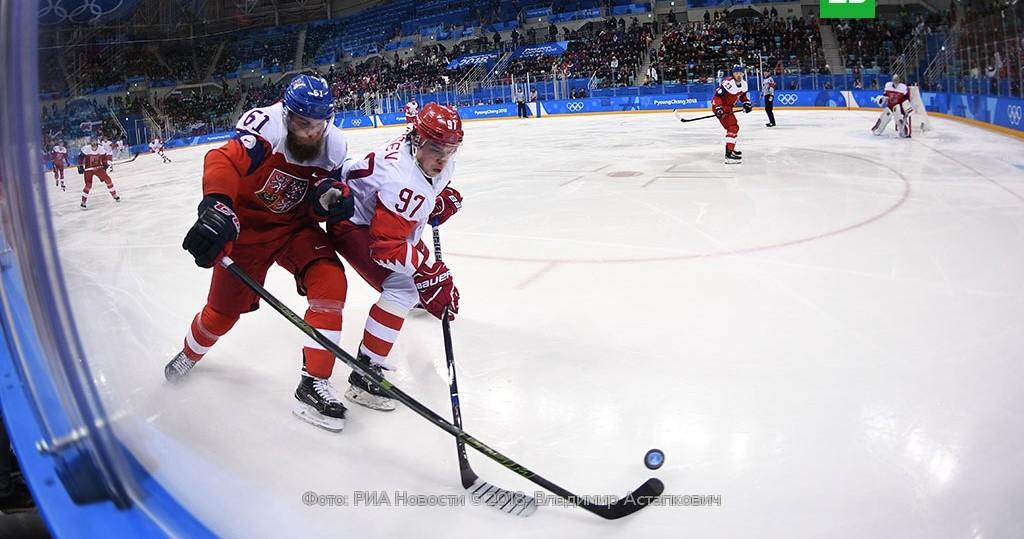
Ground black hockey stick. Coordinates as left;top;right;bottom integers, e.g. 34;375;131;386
112;152;140;165
431;225;538;516
219;256;664;519
673;107;747;123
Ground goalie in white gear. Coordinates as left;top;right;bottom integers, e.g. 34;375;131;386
872;74;914;138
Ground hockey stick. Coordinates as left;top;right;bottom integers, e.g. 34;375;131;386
219;256;664;520
673;107;747;123
112;152;140;165
431;224;538;517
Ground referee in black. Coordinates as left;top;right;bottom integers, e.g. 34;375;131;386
763;75;776;127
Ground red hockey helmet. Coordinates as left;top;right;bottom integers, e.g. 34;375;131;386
414;103;463;146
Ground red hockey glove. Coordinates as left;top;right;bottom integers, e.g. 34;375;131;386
429;186;463;226
414;260;459;321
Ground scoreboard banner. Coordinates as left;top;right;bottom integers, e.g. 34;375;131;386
446;51;501;70
508;41;570;61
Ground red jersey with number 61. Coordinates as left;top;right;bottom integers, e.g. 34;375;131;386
203;102;349;245
341;133;455;275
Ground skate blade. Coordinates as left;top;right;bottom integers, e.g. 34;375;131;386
724;160;742;165
345;387;396;411
293;402;345;432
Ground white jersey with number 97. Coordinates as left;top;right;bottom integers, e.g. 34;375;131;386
341;133;455;275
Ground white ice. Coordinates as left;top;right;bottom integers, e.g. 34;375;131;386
50;110;1024;538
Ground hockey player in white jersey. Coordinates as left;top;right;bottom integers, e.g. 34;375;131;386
404;98;418;125
51;141;68;190
150;137;172;163
328;102;464;411
872;74;913;138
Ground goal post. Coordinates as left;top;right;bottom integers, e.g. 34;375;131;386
908;85;933;133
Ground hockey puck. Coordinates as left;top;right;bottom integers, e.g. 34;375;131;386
644;449;665;470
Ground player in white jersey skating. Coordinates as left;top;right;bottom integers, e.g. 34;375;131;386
872;74;913;138
328;102;464;411
404;98;418;124
150;138;172;163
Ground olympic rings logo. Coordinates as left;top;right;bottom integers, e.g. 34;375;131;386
350;118;362;126
776;94;798;106
1008;105;1022;126
566;102;585;112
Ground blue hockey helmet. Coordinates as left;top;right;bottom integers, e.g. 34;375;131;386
731;64;745;74
283;74;334;120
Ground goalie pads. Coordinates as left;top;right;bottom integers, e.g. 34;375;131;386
897;103;913;138
872;107;893;136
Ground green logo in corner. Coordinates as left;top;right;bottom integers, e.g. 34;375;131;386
820;0;875;19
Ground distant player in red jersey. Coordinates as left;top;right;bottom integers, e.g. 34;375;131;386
51;140;68;190
77;138;119;209
328;103;463;412
163;74;357;433
712;64;754;164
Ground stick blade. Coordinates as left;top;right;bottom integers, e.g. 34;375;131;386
468;479;538;517
584;478;665;520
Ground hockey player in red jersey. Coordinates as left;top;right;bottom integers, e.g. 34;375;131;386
51;140;68;190
77;138;119;209
871;74;913;138
328;103;463;411
164;74;357;433
712;64;754;164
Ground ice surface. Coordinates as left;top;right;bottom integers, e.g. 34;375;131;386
50;111;1024;538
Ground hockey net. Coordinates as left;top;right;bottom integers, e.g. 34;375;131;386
908;85;933;133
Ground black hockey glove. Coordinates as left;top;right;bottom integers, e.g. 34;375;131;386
713;106;725;119
742;101;753;114
77;164;85;175
182;194;240;268
312;177;355;226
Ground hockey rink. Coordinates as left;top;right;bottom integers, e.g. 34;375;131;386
49;110;1024;537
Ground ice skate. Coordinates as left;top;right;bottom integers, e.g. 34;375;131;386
345;351;396;411
294;373;347;432
164;350;196;383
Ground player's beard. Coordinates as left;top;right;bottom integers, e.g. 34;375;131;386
286;131;323;161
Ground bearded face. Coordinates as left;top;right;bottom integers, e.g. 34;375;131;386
286;128;323;161
285;112;327;161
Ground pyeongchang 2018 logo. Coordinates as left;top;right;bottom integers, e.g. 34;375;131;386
820;0;875;19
